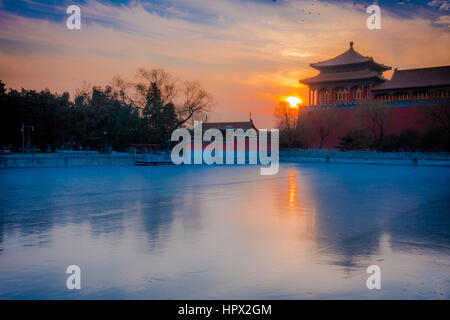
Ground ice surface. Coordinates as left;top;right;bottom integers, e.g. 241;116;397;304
0;163;449;299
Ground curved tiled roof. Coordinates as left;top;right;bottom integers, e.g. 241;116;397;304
202;121;257;131
300;70;386;85
372;66;450;91
310;42;391;71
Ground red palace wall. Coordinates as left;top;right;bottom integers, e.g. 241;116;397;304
305;106;437;149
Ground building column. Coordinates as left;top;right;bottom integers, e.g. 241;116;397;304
308;88;311;106
347;86;350;103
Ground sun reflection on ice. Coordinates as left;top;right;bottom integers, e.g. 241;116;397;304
288;170;298;208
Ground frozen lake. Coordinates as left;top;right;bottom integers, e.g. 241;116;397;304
0;163;449;299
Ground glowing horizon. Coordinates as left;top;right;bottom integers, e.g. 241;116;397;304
0;0;449;128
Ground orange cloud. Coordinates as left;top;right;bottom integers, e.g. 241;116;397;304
0;0;449;128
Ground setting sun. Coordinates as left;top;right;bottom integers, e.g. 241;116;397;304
285;96;302;108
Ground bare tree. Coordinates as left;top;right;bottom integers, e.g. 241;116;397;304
111;68;213;129
275;101;304;147
111;75;133;105
304;108;339;149
135;68;178;106
355;99;390;150
423;104;450;138
177;81;213;127
275;101;298;131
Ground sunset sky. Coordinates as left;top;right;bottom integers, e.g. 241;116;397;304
0;0;449;127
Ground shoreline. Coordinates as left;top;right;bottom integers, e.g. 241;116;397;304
280;150;450;167
0;153;134;169
1;150;450;169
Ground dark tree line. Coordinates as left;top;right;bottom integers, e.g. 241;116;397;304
0;68;212;153
337;101;450;152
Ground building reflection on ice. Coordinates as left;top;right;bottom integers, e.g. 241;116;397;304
0;164;449;298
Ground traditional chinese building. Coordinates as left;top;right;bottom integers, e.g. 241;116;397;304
300;42;450;108
189;119;273;155
300;41;391;107
298;42;450;149
371;66;450;104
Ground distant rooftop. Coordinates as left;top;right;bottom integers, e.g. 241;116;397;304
201;121;257;131
372;66;450;91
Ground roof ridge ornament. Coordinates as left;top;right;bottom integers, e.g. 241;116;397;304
350;41;354;50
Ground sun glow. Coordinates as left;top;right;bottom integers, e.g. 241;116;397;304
285;96;302;108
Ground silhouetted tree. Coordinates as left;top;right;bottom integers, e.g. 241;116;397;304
379;134;399;152
422;104;450;151
398;129;420;152
275;101;306;147
0;71;210;152
0;81;141;152
142;82;178;143
112;68;213;130
337;129;370;151
355;99;391;150
303;108;339;149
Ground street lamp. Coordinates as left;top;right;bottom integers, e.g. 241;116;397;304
103;131;108;154
21;123;34;153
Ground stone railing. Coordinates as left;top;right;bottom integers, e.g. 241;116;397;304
280;149;450;166
0;152;134;169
